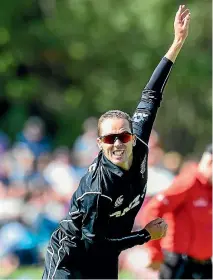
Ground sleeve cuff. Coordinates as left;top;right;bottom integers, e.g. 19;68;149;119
139;228;151;243
162;56;174;65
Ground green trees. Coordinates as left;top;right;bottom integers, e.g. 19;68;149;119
0;0;211;155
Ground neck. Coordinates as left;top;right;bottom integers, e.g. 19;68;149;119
119;154;133;171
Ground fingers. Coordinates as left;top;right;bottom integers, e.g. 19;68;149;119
163;222;168;231
152;217;164;224
175;6;182;23
181;9;190;21
162;222;168;237
178;5;186;14
176;5;190;24
183;13;191;29
175;5;185;20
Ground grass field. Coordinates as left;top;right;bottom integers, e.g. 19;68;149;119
5;266;43;279
6;266;134;279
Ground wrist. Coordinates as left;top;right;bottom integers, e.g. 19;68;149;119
139;228;151;243
172;39;185;50
164;40;184;63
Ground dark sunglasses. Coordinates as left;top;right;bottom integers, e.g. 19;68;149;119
99;132;133;144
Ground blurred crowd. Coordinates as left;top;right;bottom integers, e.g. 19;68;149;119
0;115;203;278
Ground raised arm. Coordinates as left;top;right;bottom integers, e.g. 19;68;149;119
132;5;190;144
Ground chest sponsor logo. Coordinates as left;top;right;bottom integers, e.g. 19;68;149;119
110;189;146;218
193;198;208;207
114;195;124;207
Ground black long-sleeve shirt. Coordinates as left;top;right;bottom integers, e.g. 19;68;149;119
57;57;173;255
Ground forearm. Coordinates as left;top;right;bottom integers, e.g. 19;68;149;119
145;57;173;93
132;57;173;143
106;228;151;251
83;229;151;252
165;40;185;63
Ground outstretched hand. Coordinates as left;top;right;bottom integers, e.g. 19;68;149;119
174;5;191;44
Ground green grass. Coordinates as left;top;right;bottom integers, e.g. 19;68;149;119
7;266;43;279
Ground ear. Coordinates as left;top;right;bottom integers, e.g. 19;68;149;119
97;138;102;150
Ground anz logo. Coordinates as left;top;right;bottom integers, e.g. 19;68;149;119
110;187;146;218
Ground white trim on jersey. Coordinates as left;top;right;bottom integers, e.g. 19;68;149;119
60;219;73;224
76;191;112;202
47;229;59;280
51;235;67;279
135;135;149;148
101;194;113;201
47;248;53;256
160;66;173;92
68;210;79;216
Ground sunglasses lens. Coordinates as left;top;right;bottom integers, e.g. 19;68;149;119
102;135;115;144
101;133;132;144
120;133;132;143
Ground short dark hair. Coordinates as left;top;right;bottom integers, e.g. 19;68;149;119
98;110;132;136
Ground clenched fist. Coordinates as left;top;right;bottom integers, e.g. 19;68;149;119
144;218;168;240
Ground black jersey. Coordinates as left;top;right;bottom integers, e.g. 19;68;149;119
43;57;173;279
59;57;173;252
60;141;149;252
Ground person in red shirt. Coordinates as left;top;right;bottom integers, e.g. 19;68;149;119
140;144;212;279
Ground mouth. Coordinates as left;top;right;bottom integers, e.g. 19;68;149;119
112;150;125;158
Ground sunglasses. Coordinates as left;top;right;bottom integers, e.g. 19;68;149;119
99;132;133;144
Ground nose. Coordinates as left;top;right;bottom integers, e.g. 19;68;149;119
114;137;123;146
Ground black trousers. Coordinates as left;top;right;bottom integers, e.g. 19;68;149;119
42;250;118;279
159;251;212;279
42;230;119;279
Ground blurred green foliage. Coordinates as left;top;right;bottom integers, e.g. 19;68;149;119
0;0;211;156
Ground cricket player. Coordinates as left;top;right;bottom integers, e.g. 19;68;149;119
42;5;190;279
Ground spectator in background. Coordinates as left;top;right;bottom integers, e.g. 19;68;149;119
15;116;52;159
44;146;78;203
162;151;182;175
72;117;99;178
8;144;35;188
0;131;10;184
146;130;175;197
140;144;212;279
26;152;51;192
0;130;10;155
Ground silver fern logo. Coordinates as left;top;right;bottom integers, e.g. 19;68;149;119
114;195;124;207
140;155;147;177
132;112;149;123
